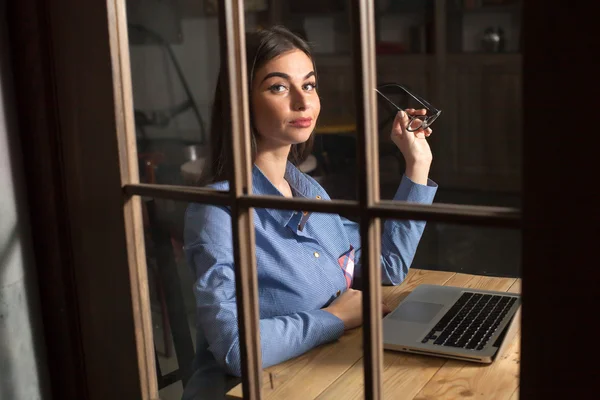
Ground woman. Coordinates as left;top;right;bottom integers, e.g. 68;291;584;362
182;25;437;399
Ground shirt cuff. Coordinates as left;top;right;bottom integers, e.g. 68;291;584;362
393;174;438;205
314;309;345;342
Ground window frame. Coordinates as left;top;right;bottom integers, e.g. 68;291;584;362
115;1;519;399
8;0;599;399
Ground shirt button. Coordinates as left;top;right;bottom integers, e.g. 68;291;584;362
316;195;322;200
336;290;341;297
313;252;320;258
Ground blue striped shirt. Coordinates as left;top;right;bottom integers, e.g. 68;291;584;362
182;162;437;398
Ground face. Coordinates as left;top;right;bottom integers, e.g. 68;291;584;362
251;49;320;150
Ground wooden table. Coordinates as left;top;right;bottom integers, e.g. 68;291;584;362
227;269;521;400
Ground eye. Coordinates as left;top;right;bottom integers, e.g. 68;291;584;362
303;82;317;91
268;84;287;93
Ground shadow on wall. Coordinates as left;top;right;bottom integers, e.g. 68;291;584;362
0;223;50;400
0;226;18;400
0;7;51;397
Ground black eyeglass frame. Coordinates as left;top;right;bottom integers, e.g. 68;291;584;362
375;83;442;132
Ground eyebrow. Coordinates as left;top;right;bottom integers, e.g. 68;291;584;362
261;71;315;83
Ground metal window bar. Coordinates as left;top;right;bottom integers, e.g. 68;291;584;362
108;0;524;399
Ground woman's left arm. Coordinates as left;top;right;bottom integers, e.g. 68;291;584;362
341;174;437;285
343;107;438;284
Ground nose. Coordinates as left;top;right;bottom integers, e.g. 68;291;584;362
291;86;310;111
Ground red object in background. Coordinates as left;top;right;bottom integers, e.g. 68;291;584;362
376;41;407;55
138;152;165;184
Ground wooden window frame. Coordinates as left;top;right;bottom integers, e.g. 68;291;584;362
7;0;599;399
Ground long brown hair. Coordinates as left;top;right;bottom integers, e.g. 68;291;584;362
204;25;316;184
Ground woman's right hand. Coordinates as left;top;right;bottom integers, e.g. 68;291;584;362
390;108;433;185
324;289;391;330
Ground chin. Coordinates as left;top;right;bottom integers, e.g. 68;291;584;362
285;127;314;144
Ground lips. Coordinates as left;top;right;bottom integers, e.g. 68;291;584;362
289;118;313;128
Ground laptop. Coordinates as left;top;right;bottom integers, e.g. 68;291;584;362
382;284;521;363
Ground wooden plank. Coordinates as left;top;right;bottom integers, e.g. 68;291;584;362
316;340;446;400
109;0;159;397
312;270;455;400
37;0;157;398
218;1;262;398
507;279;521;294
352;0;384;395
227;319;366;399
227;269;456;399
412;277;520;400
317;273;516;400
443;273;516;293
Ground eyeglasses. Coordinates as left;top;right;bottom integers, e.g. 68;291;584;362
375;83;442;132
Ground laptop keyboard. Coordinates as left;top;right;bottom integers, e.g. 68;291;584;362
421;292;518;351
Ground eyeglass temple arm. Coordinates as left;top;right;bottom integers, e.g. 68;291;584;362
374;89;404;112
379;84;440;113
375;89;426;133
400;86;439;112
375;88;428;122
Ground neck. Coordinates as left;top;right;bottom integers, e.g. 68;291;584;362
254;143;292;195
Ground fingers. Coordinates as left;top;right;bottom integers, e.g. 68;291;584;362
414;127;432;139
392;108;434;142
405;108;426;116
406;109;433;137
391;110;407;140
408;118;423;133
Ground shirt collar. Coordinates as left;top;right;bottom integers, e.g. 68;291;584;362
252;161;324;227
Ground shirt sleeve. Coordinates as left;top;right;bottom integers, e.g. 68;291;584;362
341;174;438;286
184;203;345;377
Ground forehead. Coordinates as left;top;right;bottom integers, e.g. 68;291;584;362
255;49;314;79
